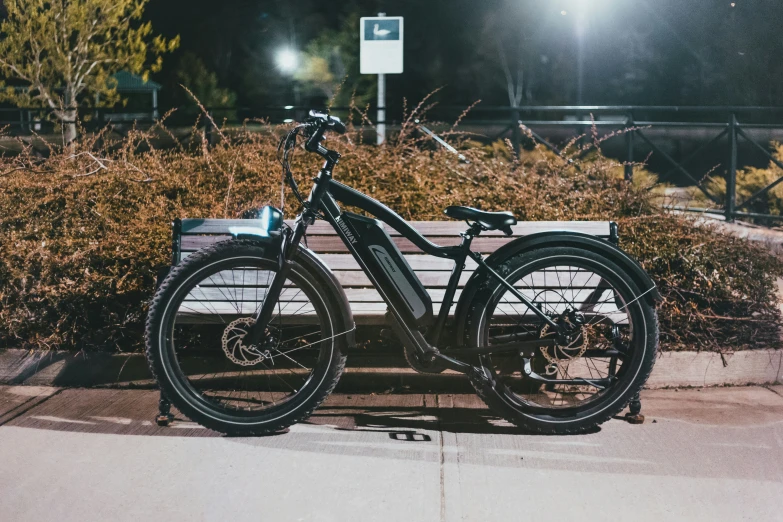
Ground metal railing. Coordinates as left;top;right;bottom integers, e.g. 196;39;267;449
458;105;783;224
4;104;783;223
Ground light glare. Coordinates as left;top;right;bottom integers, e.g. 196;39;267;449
275;48;299;74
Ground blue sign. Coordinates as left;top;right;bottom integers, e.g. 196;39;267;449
364;18;400;41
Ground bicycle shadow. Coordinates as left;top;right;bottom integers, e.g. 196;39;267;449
2;388;600;439
305;394;601;436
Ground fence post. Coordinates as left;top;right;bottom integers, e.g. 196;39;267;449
624;113;634;181
726;113;737;222
510;106;521;157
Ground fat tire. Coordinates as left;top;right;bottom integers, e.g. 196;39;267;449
145;239;348;436
465;246;659;435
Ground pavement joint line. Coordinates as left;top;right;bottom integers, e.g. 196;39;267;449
435;394;446;522
0;388;64;427
763;384;783;398
0;394;38;422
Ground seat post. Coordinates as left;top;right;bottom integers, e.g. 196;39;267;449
465;222;484;237
428;228;475;347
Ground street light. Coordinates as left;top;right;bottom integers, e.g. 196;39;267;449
275;48;299;75
275;47;301;110
561;1;602;104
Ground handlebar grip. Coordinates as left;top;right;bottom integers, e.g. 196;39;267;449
331;118;346;135
303;111;345;152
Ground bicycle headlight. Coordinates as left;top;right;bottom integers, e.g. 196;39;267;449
229;205;283;239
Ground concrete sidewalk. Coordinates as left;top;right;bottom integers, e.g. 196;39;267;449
1;385;782;521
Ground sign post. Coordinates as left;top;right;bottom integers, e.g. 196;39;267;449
360;14;403;145
377;70;385;146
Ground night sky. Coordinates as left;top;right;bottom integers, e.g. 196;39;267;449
142;0;783;111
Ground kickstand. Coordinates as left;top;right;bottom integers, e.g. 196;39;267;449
156;390;174;427
625;392;644;424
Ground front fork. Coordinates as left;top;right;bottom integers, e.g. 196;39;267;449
243;214;309;347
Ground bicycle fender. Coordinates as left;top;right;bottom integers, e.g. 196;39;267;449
453;231;661;342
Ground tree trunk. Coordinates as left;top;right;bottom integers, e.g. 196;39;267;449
62;109;78;144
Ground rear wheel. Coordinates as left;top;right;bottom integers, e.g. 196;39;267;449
145;240;348;435
464;246;658;434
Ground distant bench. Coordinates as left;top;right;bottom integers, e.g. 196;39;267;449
165;219;617;325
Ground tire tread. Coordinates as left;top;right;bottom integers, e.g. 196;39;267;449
145;239;347;436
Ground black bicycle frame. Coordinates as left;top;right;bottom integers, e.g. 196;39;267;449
322;180;560;336
245;151;558;369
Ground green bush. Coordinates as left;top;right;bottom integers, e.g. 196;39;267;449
1;120;781;352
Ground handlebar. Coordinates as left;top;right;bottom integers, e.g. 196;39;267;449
304;110;345;153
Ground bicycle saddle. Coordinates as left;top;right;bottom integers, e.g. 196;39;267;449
444;206;517;235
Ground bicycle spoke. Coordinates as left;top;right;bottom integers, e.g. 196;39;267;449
481;258;635;411
168;258;331;415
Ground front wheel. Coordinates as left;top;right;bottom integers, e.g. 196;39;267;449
145;240;349;436
464;246;658;434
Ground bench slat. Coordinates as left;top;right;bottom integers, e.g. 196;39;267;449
175;301;625;326
184;286;600;305
180;218;611;238
173;218;615;326
181;234;594;254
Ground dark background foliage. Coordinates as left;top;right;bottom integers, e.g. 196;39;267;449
143;0;783;109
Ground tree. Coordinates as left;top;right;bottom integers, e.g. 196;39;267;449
173;52;237;119
295;13;375;109
0;0;179;142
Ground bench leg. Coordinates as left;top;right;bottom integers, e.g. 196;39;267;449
625;392;645;424
156;390;175;427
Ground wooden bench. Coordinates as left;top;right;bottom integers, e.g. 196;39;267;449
168;219;617;325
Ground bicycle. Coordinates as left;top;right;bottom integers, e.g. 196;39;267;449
145;111;661;436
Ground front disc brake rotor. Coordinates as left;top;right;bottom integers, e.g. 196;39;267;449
221;317;270;366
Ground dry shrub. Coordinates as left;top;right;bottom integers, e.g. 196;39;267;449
701;141;783;223
1;114;781;352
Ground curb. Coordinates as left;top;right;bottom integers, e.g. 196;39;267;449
0;348;780;392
